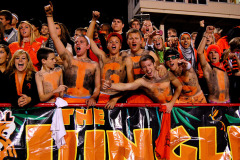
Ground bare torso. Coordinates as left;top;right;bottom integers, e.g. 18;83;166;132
64;58;97;97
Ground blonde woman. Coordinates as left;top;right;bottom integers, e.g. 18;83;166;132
9;21;41;71
6;49;39;107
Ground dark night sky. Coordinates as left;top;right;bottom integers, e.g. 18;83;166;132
1;0;129;34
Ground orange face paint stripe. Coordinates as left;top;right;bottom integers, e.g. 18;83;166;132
217;71;225;101
102;62;120;83
15;71;26;96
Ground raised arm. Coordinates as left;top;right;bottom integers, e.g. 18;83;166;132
197;26;214;74
44;2;71;67
86;11;106;61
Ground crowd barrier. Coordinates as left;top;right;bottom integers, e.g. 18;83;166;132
0;103;240;160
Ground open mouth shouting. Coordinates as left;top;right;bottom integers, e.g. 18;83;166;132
155;42;162;49
112;45;116;50
146;69;154;77
131;43;137;49
16;63;26;71
76;47;81;51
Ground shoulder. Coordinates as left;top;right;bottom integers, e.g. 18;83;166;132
9;42;19;48
120;49;132;57
54;67;63;72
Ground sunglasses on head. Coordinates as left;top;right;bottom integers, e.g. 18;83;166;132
165;55;178;61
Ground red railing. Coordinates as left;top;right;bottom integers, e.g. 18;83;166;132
0;103;240;107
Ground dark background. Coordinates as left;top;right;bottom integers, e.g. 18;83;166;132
1;0;129;35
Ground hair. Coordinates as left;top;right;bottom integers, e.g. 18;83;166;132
142;19;152;25
0;21;5;42
112;15;125;24
129;18;140;27
229;37;240;52
54;22;72;47
29;18;42;32
167;28;177;36
0;44;11;66
75;27;87;34
17;21;36;45
37;47;55;66
126;28;142;39
222;37;240;60
0;10;13;25
164;48;180;61
139;55;155;68
7;49;35;81
75;34;90;45
42;23;48;27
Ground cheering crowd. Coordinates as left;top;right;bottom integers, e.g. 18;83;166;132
0;2;240;112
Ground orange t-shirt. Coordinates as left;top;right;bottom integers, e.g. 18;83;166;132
9;41;41;71
35;36;48;44
217;36;230;54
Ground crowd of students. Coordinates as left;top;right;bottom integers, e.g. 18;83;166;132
0;2;239;112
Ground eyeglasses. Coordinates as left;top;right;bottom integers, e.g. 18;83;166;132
165;55;177;61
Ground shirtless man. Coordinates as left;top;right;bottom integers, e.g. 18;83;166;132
36;47;67;103
87;11;134;109
103;55;182;113
121;28;163;103
122;28;160;79
198;26;230;103
165;49;207;103
44;2;100;107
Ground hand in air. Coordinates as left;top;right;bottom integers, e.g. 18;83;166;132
92;11;100;20
205;26;215;34
44;1;53;16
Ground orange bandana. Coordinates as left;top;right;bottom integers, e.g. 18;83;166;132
15;71;26;96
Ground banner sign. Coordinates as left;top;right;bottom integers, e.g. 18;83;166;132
0;105;240;160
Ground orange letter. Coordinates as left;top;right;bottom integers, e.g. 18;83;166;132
75;109;93;125
94;108;105;125
170;126;197;160
227;126;240;160
198;127;230;160
58;130;78;160
62;109;74;125
84;130;105;160
26;124;53;160
107;129;154;160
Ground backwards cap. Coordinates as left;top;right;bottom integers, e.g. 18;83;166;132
106;32;123;43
